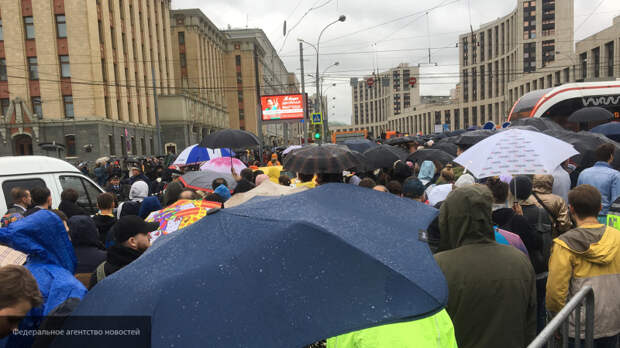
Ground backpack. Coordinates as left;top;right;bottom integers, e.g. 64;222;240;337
532;205;553;272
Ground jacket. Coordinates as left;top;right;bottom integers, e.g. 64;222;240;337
546;224;620;339
577;161;620;215
435;185;537;348
68;215;107;274
89;244;143;289
138;196;162;219
519;195;553;274
552;166;571;202
92;213;116;245
117;181;149;219
492;207;542;269
105;183;125;202
0;210;87;347
532;174;573;235
24;206;44;217
326;309;457;348
58;200;88;219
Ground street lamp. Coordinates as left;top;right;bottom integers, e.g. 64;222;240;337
315;15;346;143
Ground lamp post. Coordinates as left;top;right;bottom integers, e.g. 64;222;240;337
315;15;346;143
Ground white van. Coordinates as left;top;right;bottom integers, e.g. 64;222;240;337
0;156;104;215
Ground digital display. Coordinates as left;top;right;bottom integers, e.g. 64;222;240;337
260;94;305;121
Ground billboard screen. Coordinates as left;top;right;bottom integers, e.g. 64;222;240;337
261;94;305;121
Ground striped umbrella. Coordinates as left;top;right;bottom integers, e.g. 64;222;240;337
283;144;362;175
173;144;233;166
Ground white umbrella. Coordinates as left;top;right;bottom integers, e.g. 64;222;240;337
454;128;579;179
282;145;302;155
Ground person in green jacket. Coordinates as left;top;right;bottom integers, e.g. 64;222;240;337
326;309;457;348
435;184;537;348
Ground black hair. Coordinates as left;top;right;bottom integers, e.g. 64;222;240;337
30;187;51;206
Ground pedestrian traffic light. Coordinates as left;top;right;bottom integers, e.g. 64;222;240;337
313;125;322;140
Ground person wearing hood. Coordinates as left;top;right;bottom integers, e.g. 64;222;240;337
89;216;157;289
214;185;231;202
532;174;573;235
435;184;536;348
117;181;149;219
92;193;117;247
138;196;162;219
68;215;107;274
58;188;88;219
0;210;87;347
546;185;620;346
417;160;436;187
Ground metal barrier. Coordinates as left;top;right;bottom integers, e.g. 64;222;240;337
528;285;595;348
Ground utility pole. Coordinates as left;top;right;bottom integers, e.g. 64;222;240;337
152;66;162;155
253;46;264;161
315;48;321;144
299;42;308;144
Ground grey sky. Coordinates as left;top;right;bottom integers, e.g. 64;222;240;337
175;0;620;125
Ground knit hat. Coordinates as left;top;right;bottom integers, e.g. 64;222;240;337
509;176;533;201
214;185;231;202
402;177;425;198
113;216;159;243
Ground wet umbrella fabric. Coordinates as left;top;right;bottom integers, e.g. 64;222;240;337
385;136;420;146
349;151;371;172
363;145;408;169
342;139;378;153
178;170;237;192
591;122;620;142
508;117;564;132
544;129;620;168
283;145;362;174
567;107;615;123
430;142;458;156
199;129;260;149
173;145;233;166
407;149;455;166
454;129;495;147
200;157;247;174
57;184;447;348
282;145;302;155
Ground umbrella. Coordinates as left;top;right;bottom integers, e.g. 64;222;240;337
283;144;362;174
224;180;308;208
591;122;620;142
179;171;237;192
146;199;222;243
59;184;446;348
544;129;620;168
407;149;455;166
454;128;579;178
430;142;458;156
567;107;614;123
95;156;110;165
342;139;378;153
282;145;302;155
349;150;371;172
200;157;247;174
173;145;233;166
508;117;564;132
199;129;260;149
363;144;408;169
454;129;495;147
385;135;420;146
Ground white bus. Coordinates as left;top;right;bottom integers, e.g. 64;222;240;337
508;80;620;127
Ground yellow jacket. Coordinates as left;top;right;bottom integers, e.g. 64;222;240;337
546;223;620;339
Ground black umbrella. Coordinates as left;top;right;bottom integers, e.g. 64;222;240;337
567;107;614;123
343;139;378;153
430;142;458;156
363;145;408;169
544;129;620;168
509;117;564;131
283;144;362;174
454;129;495;147
407;149;455;166
385;135;421;146
349;150;371;173
199;129;260;149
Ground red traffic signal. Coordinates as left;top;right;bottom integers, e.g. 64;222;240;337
409;77;417;86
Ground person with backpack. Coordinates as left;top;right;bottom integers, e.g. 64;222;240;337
532;174;573;236
89;216;157;289
510;175;553;334
116;181;149;219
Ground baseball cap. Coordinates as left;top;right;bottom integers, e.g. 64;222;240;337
402;177;425;198
113;216;159;243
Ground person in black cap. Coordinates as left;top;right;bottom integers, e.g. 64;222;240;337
88;216;158;289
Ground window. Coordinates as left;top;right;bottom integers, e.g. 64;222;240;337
65;135;76;156
606;41;614;77
28;57;38;80
24;16;35;40
580;53;587;79
131;137;136;154
235;55;241;66
0;58;6;81
0;19;3;41
109;135;116;155
180;53;186;68
178;31;185;44
120;135;127;156
1;98;9;116
56;15;67;38
59;176;100;214
593;47;600;78
141;138;146;155
150;138;154;155
63;96;74;118
32;97;42;118
60;56;71;78
2;179;46;207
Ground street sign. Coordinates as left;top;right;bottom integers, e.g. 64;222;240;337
409;77;417;86
367;77;374;87
311;112;323;125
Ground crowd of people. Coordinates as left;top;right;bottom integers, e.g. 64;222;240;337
0;138;619;348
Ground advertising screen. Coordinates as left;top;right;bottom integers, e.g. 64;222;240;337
261;94;305;121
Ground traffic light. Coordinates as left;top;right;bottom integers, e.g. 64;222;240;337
313;125;322;140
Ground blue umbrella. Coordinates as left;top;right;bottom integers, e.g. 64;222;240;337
343;138;378;153
591;121;620;142
56;184;446;348
172;144;233;166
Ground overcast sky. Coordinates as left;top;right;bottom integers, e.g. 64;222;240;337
175;0;620;125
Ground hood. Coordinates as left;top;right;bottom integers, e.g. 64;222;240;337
557;225;620;265
418;161;436;182
438;184;495;251
0;210;77;273
532;174;553;194
69;215;104;248
139;196;162;219
214;185;232;201
107;244;143;267
129;181;149;201
454;173;475;188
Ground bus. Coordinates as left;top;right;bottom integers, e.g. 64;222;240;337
508;80;620;128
